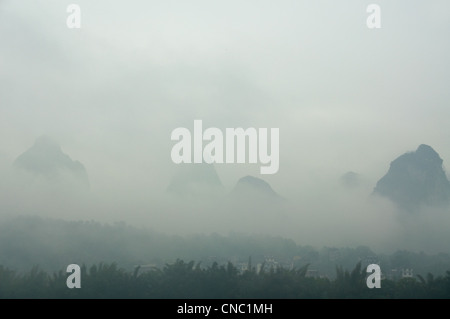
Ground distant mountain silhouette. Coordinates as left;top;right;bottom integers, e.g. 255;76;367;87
13;136;89;189
231;175;283;201
232;175;278;197
227;175;288;226
373;144;450;211
167;163;224;198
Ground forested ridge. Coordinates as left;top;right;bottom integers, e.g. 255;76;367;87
1;216;450;278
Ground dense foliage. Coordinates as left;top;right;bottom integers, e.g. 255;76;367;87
1;260;450;298
1;216;450;298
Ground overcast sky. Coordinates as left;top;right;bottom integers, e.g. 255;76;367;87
1;1;450;250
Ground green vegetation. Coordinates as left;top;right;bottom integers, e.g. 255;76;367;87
1;216;450;280
1;216;450;298
1;260;450;298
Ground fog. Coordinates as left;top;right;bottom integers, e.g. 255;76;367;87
1;0;450;256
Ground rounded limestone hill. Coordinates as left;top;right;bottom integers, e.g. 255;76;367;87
233;175;276;195
373;144;450;211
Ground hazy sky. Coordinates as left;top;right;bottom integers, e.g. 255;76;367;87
1;1;450;251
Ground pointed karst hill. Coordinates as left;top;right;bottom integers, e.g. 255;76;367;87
13;136;89;189
373;144;450;211
167;163;224;198
231;175;283;201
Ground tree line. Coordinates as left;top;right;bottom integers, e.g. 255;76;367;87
1;260;450;298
